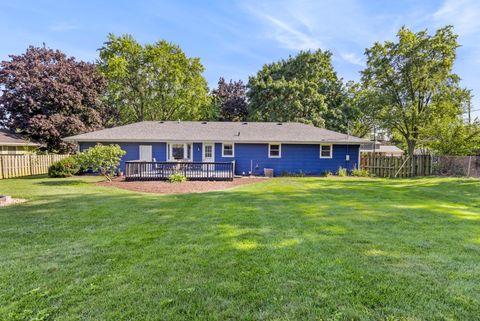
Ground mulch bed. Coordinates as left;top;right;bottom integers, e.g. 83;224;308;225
96;176;267;194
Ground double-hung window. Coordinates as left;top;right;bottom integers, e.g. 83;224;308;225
320;144;333;159
268;143;281;158
222;143;234;157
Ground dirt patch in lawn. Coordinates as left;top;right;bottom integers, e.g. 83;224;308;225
96;177;267;194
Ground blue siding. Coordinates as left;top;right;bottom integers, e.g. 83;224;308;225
193;143;203;162
79;142;167;172
79;141;359;176
215;143;359;176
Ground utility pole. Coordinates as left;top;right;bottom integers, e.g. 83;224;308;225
468;99;471;124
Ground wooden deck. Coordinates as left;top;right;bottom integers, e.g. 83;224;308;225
125;161;234;181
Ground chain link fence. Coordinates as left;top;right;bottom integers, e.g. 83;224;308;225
431;156;480;178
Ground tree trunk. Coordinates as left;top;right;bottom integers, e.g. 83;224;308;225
407;140;416;156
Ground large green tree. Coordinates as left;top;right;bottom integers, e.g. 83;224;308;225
247;50;349;131
97;34;211;123
361;25;470;155
421;116;480;155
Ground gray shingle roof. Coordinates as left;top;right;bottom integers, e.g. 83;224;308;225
64;121;368;144
0;129;39;146
361;143;404;154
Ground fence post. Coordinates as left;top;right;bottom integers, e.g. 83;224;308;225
467;156;472;177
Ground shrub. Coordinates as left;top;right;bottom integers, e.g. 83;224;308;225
351;168;370;177
281;171;306;177
337;167;347;177
76;144;126;181
48;156;80;178
321;170;332;177
167;173;187;183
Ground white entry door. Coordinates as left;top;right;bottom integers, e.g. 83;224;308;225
203;144;215;162
139;145;152;161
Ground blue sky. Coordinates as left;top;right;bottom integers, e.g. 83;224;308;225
1;0;479;119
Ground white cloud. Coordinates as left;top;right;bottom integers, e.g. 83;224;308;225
241;3;322;51
239;0;395;51
49;22;79;32
340;52;363;66
433;0;480;35
260;14;322;50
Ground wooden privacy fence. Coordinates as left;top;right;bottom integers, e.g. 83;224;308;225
0;154;69;179
361;154;432;178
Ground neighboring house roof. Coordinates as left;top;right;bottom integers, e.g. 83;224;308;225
64;121;369;144
0;129;39;146
361;143;404;154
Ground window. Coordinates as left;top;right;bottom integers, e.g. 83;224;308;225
222;143;234;157
168;143;192;161
204;145;212;158
320;144;332;158
268;143;281;158
1;146;18;155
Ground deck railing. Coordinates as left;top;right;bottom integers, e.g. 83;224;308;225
125;161;234;181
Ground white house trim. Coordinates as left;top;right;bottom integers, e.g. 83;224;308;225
268;143;282;158
357;147;361;169
139;145;152;161
221;142;235;157
320;144;333;159
67;138;365;145
202;143;215;162
167;142;192;161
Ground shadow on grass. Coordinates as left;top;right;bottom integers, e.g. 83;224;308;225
1;177;479;320
34;180;86;186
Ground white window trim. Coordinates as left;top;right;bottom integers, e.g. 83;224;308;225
202;143;215;162
222;143;235;157
268;143;282;158
320;144;333;159
167;142;192;161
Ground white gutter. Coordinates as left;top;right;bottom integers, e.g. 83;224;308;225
64;138;368;145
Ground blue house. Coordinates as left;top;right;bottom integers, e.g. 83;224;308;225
64;121;368;179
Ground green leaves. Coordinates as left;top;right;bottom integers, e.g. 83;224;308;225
0;46;107;152
421;117;480;155
361;25;469;155
76;144;126;181
97;34;211;124
247;50;348;130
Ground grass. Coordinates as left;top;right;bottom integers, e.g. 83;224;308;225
1;176;479;320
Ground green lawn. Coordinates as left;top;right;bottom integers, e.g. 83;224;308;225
1;176;479;320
